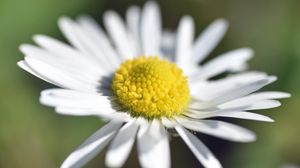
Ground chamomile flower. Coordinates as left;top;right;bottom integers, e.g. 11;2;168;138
18;1;290;168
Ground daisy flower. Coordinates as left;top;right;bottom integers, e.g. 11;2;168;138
18;1;290;168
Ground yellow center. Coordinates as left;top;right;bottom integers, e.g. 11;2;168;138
112;56;190;119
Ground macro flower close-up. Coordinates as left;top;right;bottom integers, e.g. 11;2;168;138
16;1;291;168
3;0;300;168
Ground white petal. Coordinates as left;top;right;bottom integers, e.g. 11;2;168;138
191;76;277;109
211;100;280;111
40;89;116;115
216;91;288;111
54;106;130;122
58;17;89;53
41;88;109;99
77;16;121;69
61;121;123;168
186;111;274;122
105;119;139;167
40;88;113;108
161;118;176;128
69;24;113;71
32;35;107;74
18;60;53;84
175;125;222;168
141;1;162;55
214;111;274;122
192;19;228;63
220;91;290;109
247;91;291;99
211;71;268;86
58;17;111;70
137;120;170;168
33;34;73;56
20;44;102;86
24;57;97;92
54;107;111;117
176;118;256;142
190;71;269;98
103;11;136;60
243;100;281;110
59;16;111;68
175;15;195;74
126;6;142;55
193;100;280;111
191;48;253;80
19;58;99;93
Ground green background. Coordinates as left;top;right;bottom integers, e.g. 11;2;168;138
0;0;298;167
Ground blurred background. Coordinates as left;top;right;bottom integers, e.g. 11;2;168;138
0;0;299;167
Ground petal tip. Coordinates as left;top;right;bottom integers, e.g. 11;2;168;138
268;76;278;83
215;18;229;28
17;60;24;68
19;44;29;53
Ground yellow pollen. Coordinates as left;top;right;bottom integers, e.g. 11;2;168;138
112;56;190;119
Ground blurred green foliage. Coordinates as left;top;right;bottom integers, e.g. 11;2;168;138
0;0;299;167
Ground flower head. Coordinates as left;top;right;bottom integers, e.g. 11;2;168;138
112;56;190;119
18;1;290;168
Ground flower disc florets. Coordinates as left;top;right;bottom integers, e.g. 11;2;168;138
112;56;190;119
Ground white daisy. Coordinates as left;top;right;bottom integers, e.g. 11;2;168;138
18;1;290;168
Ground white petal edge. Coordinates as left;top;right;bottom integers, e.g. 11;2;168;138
40;89;112;108
192;19;228;63
20;57;97;92
58;17;111;70
191;76;277;109
191;48;253;81
175;15;195;74
189;71;268;99
54;107;131;123
105;119;139;167
40;89;118;116
61;121;123;168
219;91;290;109
175;125;222;168
31;35;109;75
126;6;142;55
186;111;274;122
77;16;121;69
20;44;102;86
18;60;53;84
176;118;256;142
243;100;281;110
103;11;136;60
58;17;90;55
137;120;170;168
141;1;162;56
218;100;281;111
